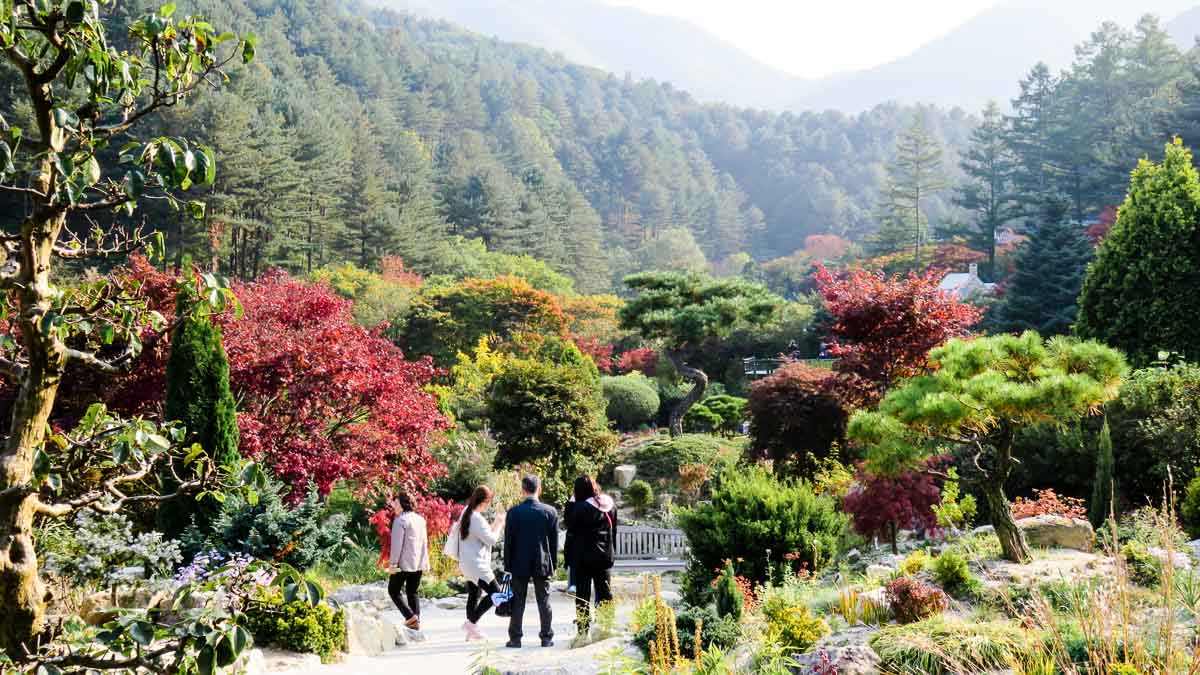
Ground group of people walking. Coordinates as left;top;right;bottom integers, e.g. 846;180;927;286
384;474;618;647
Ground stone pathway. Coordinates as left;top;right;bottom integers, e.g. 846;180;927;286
272;576;658;675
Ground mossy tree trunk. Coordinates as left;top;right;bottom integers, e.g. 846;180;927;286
664;349;707;438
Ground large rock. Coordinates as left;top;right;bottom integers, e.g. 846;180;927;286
791;646;880;675
330;582;392;612
1017;515;1094;552
343;602;392;656
434;595;468;610
613;465;637;488
865;564;894;578
1148;546;1193;570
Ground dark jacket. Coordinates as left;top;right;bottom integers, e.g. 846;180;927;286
565;494;617;570
563;500;576;567
503;496;559;578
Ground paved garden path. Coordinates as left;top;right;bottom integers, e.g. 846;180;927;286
273;577;653;675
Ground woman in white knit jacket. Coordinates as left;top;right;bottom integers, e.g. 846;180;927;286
454;485;506;640
388;493;430;630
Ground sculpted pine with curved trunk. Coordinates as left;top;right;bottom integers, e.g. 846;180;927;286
0;0;251;654
619;272;779;439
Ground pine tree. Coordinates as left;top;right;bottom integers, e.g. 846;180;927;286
339;118;395;267
159;286;241;537
988;212;1092;336
1006;63;1061;218
955;102;1020;279
1090;418;1115;529
880;112;947;268
1077;139;1200;366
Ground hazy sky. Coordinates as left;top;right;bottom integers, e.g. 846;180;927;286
603;0;1005;78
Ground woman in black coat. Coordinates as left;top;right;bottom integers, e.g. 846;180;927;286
564;475;617;634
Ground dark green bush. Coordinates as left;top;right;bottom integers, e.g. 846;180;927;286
677;469;846;602
632;605;740;658
243;594;346;662
683;394;747;435
602;374;661;431
629;434;738;482
714;560;743;621
185;476;347;570
1121;541;1162;587
1183;475;1200;538
429;430;498;500
626;480;654;515
931;551;976;598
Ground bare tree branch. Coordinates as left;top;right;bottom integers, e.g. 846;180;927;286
0;355;27;380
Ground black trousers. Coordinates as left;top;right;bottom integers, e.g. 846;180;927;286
574;565;613;633
508;575;553;643
388;571;422;620
466;577;501;623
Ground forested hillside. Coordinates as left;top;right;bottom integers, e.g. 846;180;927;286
0;0;975;292
0;0;1195;296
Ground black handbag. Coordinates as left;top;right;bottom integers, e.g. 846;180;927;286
492;574;514;617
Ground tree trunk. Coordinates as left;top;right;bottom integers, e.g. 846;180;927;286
664;349;707;438
0;206;69;653
981;480;1031;564
889;521;898;555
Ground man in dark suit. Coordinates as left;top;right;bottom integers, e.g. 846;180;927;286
503;474;558;648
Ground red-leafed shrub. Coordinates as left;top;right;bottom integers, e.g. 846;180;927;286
111;260;449;502
814;265;982;400
571;334;615;373
843;460;944;554
380;256;424;287
616;346;659;376
1010;488;1086;521
884;577;948;624
746;362;850;474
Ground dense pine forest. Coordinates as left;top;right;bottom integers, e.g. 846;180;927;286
0;0;1195;295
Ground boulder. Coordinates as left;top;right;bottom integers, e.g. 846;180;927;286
1017;515;1094;552
1189;539;1200;561
845;549;862;564
973;525;996;536
865;564;894;578
1148;546;1193;570
434;595;468;610
330;582;392;612
613;465;637;488
379;611;411;647
791;646;881;675
343;602;392;656
237;648;266;675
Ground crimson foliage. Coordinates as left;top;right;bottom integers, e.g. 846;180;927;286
814;266;982;400
114;260;449;501
843;460;943;553
746;362;849;475
884;577;948;624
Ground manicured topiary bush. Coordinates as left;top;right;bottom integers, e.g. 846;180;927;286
932;551;977;598
602;374;661;431
626;480;654;516
746;362;850;475
629;434;738;482
714;561;744;622
683;394;747;435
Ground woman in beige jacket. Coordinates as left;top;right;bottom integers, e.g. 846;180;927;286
388;493;430;630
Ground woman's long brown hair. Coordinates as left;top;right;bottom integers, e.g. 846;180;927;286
459;485;494;540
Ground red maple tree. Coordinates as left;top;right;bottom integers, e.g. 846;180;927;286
843;459;945;554
111;259;449;501
814;265;982;400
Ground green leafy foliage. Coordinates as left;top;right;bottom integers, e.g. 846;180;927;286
931;551;977;598
628;434;738;482
1182;476;1200;539
1090;419;1115;528
1078;139;1200;366
626;480;654;516
1121;541;1162;588
678;469;846;600
683;394;746;435
601;374;661;431
243;592;346;662
487;356;616;500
